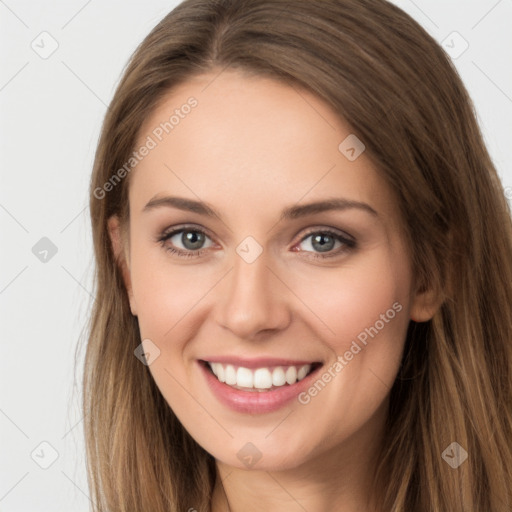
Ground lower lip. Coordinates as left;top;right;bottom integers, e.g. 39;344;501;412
198;361;322;414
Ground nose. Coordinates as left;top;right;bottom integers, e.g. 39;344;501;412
214;249;291;340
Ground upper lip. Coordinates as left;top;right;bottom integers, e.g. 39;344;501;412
200;357;322;369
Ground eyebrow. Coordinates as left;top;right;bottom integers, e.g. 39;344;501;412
143;195;378;220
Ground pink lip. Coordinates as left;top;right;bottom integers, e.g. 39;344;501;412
198;360;322;414
201;356;319;369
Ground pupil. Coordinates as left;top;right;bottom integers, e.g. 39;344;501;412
182;231;204;250
312;234;334;252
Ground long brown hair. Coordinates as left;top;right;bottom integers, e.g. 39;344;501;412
82;0;512;510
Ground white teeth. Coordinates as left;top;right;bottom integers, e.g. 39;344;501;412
285;366;297;385
216;363;225;383
208;362;313;390
225;364;237;385
253;368;273;389
297;365;309;381
236;367;254;388
272;367;286;386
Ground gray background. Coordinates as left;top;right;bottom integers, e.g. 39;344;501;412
1;0;511;510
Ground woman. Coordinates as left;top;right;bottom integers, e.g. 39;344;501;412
83;0;512;510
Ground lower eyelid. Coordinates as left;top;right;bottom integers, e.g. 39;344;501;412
164;245;207;258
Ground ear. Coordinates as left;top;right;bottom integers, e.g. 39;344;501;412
410;229;453;322
107;215;137;316
409;279;443;322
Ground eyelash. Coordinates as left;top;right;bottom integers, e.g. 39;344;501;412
156;225;356;260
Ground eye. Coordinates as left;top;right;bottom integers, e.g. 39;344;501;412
293;228;356;259
157;225;214;258
157;225;356;260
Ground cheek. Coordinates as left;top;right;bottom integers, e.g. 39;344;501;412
129;240;211;339
285;254;410;443
291;248;411;355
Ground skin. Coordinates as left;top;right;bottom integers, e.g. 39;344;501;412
108;68;440;511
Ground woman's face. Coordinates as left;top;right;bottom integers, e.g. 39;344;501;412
109;69;434;472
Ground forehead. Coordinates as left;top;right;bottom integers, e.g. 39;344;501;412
130;69;399;226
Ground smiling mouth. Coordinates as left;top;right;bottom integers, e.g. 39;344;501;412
200;360;322;392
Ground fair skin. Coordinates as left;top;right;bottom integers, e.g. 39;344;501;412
109;69;440;511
